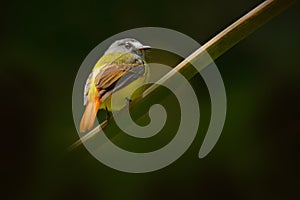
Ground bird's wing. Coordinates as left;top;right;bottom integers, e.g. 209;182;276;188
94;62;145;101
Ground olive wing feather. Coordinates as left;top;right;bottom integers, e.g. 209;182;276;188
83;61;145;105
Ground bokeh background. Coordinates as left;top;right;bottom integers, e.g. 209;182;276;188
1;0;299;199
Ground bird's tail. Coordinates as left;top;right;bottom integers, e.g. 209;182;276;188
80;97;100;133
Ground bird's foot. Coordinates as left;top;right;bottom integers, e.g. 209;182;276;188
105;107;110;121
125;97;132;104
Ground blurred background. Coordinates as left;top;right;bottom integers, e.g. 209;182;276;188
1;0;299;199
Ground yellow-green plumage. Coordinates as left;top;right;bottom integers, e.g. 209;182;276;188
91;52;149;110
80;38;150;133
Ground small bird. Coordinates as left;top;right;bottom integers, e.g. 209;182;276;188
80;38;151;133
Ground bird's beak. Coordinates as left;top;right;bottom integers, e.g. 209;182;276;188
139;45;151;50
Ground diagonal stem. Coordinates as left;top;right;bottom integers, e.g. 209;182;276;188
69;0;298;151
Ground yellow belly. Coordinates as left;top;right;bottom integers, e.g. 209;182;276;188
99;76;146;111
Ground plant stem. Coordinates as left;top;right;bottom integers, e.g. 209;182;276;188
69;0;297;151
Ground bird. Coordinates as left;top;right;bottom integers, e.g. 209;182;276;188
80;38;151;133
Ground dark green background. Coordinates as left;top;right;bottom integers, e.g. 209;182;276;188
1;0;299;199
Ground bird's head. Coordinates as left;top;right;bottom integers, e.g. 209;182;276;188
105;38;151;57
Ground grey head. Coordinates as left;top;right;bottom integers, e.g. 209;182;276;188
104;38;151;57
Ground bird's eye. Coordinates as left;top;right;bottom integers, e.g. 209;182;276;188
125;42;131;49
